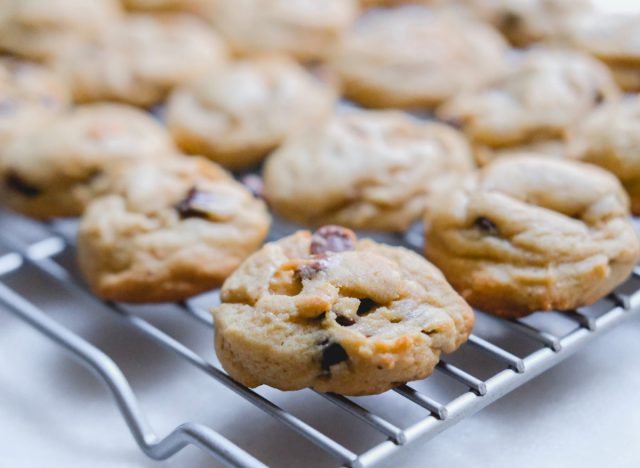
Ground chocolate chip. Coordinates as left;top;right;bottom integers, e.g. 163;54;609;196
335;315;356;327
473;216;498;235
310;225;356;255
5;172;41;197
296;258;329;280
357;298;379;316
240;174;264;199
176;187;218;219
321;342;349;371
594;90;604;105
500;11;521;30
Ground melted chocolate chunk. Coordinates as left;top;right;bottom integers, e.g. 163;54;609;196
321;342;349;371
176;187;218;219
335;315;356;327
500;11;522;30
357;298;379;316
473;216;498;235
296;257;328;280
594;90;604;105
310;225;356;255
5;172;41;197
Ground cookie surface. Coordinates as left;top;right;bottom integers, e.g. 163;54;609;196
208;0;358;61
77;156;270;303
0;57;70;150
213;226;474;395
0;0;123;61
437;48;619;149
424;156;640;317
167;55;335;170
568;97;640;215
264;109;474;231
332;7;508;109
57;12;227;106
0;103;176;219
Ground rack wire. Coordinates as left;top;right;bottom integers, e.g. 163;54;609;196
0;209;639;468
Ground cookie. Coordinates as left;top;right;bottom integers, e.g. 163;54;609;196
0;103;176;219
0;57;70;150
0;0;123;61
332;7;508;109
568;97;640;215
213;226;474;395
473;139;567;167
166;55;335;170
56;13;227;107
424;156;640;318
439;0;591;47
264;109;474;232
207;0;358;61
437;48;619;150
564;13;640;91
77;156;270;303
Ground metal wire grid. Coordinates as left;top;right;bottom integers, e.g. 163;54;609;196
0;211;639;468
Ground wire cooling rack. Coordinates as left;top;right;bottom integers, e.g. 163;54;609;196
0;208;639;468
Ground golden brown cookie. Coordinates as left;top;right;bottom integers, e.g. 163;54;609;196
77;156;271;303
332;6;508;109
0;103;176;219
437;48;619;150
568;97;640;215
0;0;123;61
424;156;640;318
0;57;70;150
213;226;474;395
207;0;358;61
166;55;335;170
56;12;227;107
264;109;474;231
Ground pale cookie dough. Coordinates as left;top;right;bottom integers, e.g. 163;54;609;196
213;225;474;395
208;0;358;61
166;55;335;170
77;156;271;303
0;103;176;219
568;97;640;215
437;48;619;150
424;156;640;318
0;58;70;150
0;0;123;61
332;6;508;109
57;13;227;107
264;109;474;231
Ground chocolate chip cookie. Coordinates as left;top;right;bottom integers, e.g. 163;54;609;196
213;226;474;395
0;103;176;219
424;156;640;318
166;55;335;170
332;6;508;109
568;97;640;215
77;156;270;303
0;0;123;61
0;57;70;150
207;0;358;61
564;12;640;92
264;109;474;231
57;12;227;107
437;48;619;151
